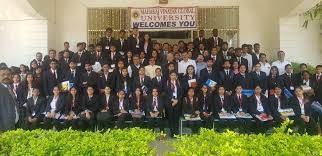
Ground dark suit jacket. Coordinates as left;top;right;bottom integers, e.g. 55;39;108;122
198;94;213;114
207;36;224;50
45;95;65;114
115;38;128;53
71;51;92;71
64;94;82;115
80;71;99;89
163;80;184;109
290;96;312;118
232;57;248;72
0;84;19;131
106;52;122;67
26;96;46;118
99;36;115;52
199;68;218;85
115;76;132;94
129;95;146;112
251;53;260;67
231;94;248;113
268;95;289;121
182;97;199;115
99;94;116;111
62;69;81;90
81;95;99;113
139;41;153;58
248;94;270;116
193;37;207;50
132;76;152;94
214;95;232;114
112;98;130;114
151;76;165;93
146;96;164;114
98;72;113;90
43;69;63;96
58;58;72;72
90;51;108;65
279;73;297;91
250;71;267;91
218;70;235;92
127;36;142;54
233;73;253;90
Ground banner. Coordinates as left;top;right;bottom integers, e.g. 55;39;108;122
129;7;197;30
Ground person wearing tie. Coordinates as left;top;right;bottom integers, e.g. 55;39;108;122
164;71;183;137
181;65;197;97
233;64;253;90
214;86;232;118
290;87;317;135
151;68;164;94
250;63;267;94
132;67;152;97
233;48;249;72
268;85;290;124
146;88;165;130
25;88;46;130
182;88;200;133
64;87;82;130
58;51;71;72
113;90;131;128
219;60;234;93
80;63;98;94
116;29;128;53
127;27;141;54
43;86;65;130
97;64;113;94
80;86;99;131
129;88;146;127
193;29;207;50
98;28;115;52
199;58;217;85
207;28;223;50
0;67;19;132
197;85;213;128
97;86;115;130
280;64;296;94
43;60;62;97
29;52;43;70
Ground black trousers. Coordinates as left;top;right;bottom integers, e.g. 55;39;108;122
294;117;317;135
96;111;114;130
43;117;64;130
115;113;131;128
78;113;96;131
26;115;44;130
200;114;214;129
64;119;81;130
146;116;165;130
166;106;180;137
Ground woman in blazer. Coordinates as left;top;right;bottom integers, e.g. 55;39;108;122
198;85;214;128
182;88;200;133
79;86;99;131
129;88;146;127
64;87;82;130
113;90;131;128
268;85;290;124
97;86;116;130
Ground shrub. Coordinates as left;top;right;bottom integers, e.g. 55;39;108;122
0;128;157;156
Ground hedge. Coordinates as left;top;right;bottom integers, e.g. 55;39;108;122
0;128;158;156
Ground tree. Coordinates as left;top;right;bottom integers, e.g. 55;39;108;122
302;2;322;29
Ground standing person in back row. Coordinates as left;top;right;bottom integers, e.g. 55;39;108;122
272;51;291;75
207;28;223;50
0;67;19;132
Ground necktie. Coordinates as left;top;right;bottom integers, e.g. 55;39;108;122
140;78;144;85
53;71;57;79
238;95;242;105
120;39;123;48
171;82;175;92
226;71;229;76
157;77;160;83
221;97;224;107
65;58;68;63
111;53;114;60
153;98;157;107
71;70;75;78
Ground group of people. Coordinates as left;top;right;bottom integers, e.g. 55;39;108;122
0;28;321;137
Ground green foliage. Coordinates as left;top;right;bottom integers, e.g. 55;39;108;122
302;2;322;29
291;62;316;74
167;120;322;156
0;128;158;156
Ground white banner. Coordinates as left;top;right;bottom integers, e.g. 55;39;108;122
129;7;197;30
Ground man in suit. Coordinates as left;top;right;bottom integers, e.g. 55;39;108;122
59;50;72;72
220;42;233;60
0;67;19;132
160;43;170;65
250;63;268;94
25;88;46;130
106;45;122;68
99;28;115;52
127;54;141;78
72;42;92;72
251;43;261;67
151;68;164;94
80;63;99;93
199;58;217;85
62;60;81;91
279;64;297;94
58;42;74;59
127;27;142;54
43;49;57;71
90;44;107;66
30;52;43;70
146;88;165;129
207;28;223;50
115;29;128;54
233;64;253;90
209;47;224;71
219;60;235;93
193;29;207;50
132;67;152;96
98;64;113;93
43;60;63;97
193;43;207;60
232;48;248;72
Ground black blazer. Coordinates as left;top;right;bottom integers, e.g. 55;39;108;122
129;95;146;112
99;94;116;111
232;57;248;72
115;76;132;94
250;71;267;91
90;51;108;65
71;51;92;71
115;38;128;53
132;76;152;94
233;73;254;90
279;73;297;91
139;41;153;58
98;72;113;90
207;36;224;49
198;93;213;114
45;95;65;114
62;69;81;89
193;37;207;50
146;95;164;113
43;69;63;96
26;96;46;118
163;80;184;109
268;95;289;121
127;35;142;54
58;58;72;72
214;95;232;114
80;71;99;89
290;96;312;118
182;97;199;115
99;36;115;52
218;70;235;92
248;94;270;116
112;98;131;114
231;94;248;113
199;67;218;85
81;95;99;113
64;94;82;115
151;76;165;94
106;52;122;66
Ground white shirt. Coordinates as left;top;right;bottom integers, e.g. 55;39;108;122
297;97;305;115
272;60;291;75
50;96;58;112
153;97;158;112
171;81;178;98
256;95;264;112
127;64;140;78
260;62;271;76
242;53;253;72
119;100;124;110
302;80;310;86
178;59;197;74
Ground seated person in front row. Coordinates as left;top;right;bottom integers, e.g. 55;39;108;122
25;88;46;130
96;86;115;130
43;86;65;130
113;90;131;129
214;85;232;119
129;87;146;127
249;85;273;133
64;87;82;130
182;88;200;133
268;85;290;124
198;85;214;128
290;86;317;135
79;86;99;131
146;88;165;129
